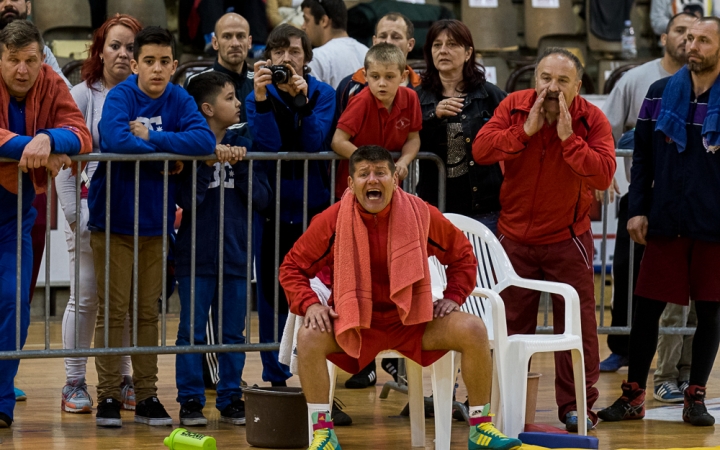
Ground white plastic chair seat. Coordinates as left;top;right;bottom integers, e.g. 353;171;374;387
507;334;583;351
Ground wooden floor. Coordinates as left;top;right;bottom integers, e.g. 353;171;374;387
2;313;719;449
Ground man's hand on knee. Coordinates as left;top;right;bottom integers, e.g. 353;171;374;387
304;303;339;333
433;299;460;318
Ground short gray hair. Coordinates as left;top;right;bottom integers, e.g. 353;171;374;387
535;47;583;80
0;20;44;56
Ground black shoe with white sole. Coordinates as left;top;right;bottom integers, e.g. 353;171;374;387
180;398;207;426
135;396;173;426
220;396;246;425
96;398;122;427
345;360;377;389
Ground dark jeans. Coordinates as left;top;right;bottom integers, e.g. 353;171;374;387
607;194;645;357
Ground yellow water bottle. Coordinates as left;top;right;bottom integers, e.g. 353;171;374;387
163;428;217;450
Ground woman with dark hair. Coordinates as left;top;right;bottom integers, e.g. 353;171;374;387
415;19;505;232
56;13;142;414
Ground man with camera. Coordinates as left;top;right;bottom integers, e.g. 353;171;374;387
245;22;337;403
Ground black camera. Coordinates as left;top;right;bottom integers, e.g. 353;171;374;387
267;64;291;84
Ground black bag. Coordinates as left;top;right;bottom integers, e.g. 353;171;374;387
348;0;454;60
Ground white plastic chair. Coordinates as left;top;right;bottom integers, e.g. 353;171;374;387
318;350;456;449
442;213;588;438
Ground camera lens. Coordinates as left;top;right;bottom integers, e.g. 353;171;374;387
272;70;287;84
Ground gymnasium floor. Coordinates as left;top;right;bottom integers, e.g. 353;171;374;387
2;315;718;449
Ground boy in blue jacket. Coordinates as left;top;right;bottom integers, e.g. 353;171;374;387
174;71;271;426
87;27;216;428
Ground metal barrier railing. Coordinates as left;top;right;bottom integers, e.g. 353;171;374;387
1;147;696;362
0;151;445;360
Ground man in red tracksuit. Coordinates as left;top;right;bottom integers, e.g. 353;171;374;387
280;146;522;450
473;48;616;431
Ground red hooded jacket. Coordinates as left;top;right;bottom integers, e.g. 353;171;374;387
473;89;615;245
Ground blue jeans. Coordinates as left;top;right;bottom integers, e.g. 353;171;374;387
471;211;499;235
176;276;247;411
0;208;35;418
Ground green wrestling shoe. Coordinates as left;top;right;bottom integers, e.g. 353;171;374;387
468;416;522;450
308;411;342;450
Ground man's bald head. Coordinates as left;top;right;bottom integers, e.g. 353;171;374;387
212;13;252;73
214;13;249;36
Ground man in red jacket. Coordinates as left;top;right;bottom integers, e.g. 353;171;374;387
280;146;521;450
473;48;615;432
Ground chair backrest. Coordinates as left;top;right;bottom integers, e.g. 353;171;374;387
171;60;213;85
106;0;168;28
431;213;522;342
603;63;639;94
61;59;85;87
32;0;92;34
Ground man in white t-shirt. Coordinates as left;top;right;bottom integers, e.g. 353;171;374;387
599;12;698;404
301;0;368;89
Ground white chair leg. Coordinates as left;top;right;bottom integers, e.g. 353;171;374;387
491;354;502;430
571;348;588;436
431;352;455;450
406;359;426;447
498;351;529;439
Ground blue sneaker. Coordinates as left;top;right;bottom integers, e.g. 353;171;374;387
565;411;595;432
14;387;26;401
599;353;628;372
653;381;684;403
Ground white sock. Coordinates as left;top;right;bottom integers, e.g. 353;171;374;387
469;403;491;417
307;403;331;422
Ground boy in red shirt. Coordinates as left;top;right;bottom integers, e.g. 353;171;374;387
331;43;421;201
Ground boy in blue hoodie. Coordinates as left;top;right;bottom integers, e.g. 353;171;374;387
87;27;216;428
174;71;271;427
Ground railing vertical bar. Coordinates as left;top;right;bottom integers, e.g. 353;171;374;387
245;161;253;345
436;158;445;213
599;191;610;327
73;163;81;348
46;172;54;349
132;161;139;347
274;161;281;342
104;161;111;347
302;160;308;232
190;160;197;347
627;229;635;329
16;169;22;351
330;159;336;205
161;161;168;346
218;162;225;346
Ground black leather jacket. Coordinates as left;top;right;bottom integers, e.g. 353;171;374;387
415;81;506;216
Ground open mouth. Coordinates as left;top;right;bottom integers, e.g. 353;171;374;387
366;189;382;200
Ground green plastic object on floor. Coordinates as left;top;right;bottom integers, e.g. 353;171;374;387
164;428;217;450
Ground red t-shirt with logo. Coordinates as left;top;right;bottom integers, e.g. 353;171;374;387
335;86;422;199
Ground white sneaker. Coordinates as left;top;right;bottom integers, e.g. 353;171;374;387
120;375;136;411
62;378;93;413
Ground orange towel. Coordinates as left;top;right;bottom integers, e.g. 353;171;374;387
333;187;433;358
0;64;92;194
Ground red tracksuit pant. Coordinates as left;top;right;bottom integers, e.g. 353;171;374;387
499;229;600;424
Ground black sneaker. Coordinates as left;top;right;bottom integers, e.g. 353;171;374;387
180;398;207;426
345;360;377;389
597;381;645;422
332;398;352;426
96;397;122;427
683;385;715;426
220;395;246;425
135;396;173;426
381;358;399;382
0;412;12;428
400;396;435;418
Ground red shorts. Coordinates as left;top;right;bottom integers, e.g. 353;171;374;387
327;311;448;374
635;236;720;305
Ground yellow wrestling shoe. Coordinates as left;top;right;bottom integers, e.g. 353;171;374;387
309;411;342;450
